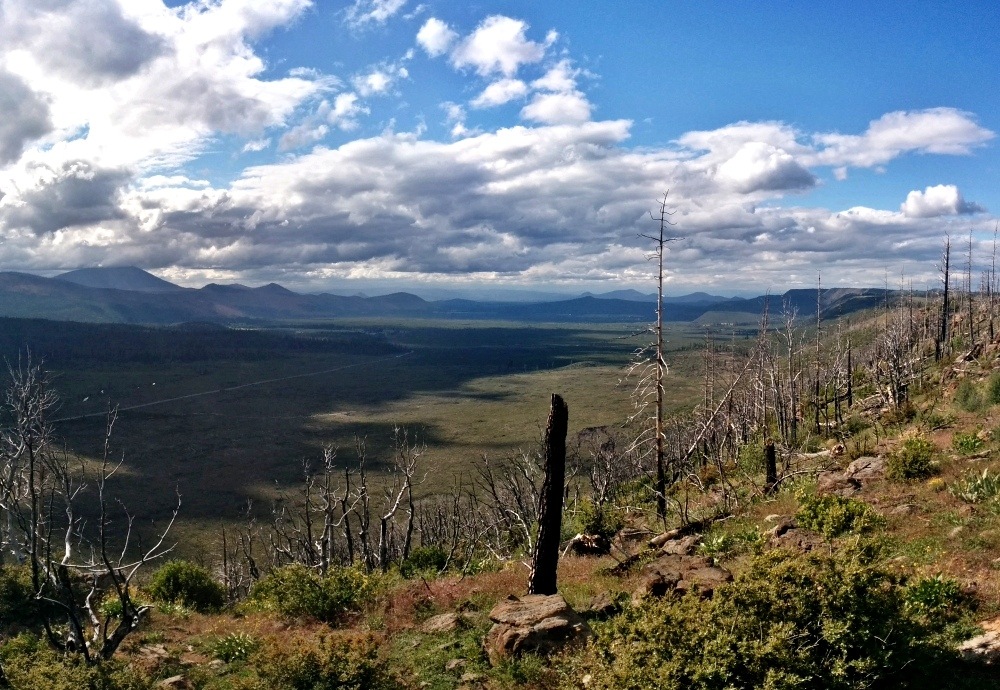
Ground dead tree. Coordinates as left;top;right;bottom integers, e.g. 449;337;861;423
938;234;951;360
527;394;568;596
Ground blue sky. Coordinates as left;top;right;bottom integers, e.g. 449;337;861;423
0;0;997;296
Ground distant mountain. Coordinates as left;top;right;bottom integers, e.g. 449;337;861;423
584;290;742;304
55;266;184;293
0;271;894;326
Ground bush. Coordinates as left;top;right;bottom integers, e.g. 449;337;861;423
250;564;375;624
577;499;625;541
952;430;985;455
0;565;39;630
251;633;398;690
0;634;148;690
795;492;885;538
987;372;1000;406
950;467;1000;504
569;548;965;690
887;436;937;480
148;560;226;613
399;546;449;579
213;632;260;662
955;380;984;412
904;575;967;622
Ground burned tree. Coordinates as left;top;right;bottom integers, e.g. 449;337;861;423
527;394;569;596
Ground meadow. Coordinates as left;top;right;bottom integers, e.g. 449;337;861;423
17;317;718;555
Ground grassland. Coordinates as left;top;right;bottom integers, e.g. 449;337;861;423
25;318;717;555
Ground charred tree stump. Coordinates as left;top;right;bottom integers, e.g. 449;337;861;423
528;394;569;596
764;440;777;494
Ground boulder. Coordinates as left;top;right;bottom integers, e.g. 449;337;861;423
422;612;466;634
565;532;611;556
483;594;590;664
632;554;731;603
845;456;886;480
584;591;621;620
769;527;824;553
157;677;193;690
659;534;700;556
816;471;861;497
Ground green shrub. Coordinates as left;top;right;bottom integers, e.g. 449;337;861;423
795;492;885;538
887;436;937;480
987;372;1000;406
736;442;766;474
569;548;965;690
250;564;374;623
0;565;39;629
148;560;226;613
952;430;985;455
251;633;398;690
904;575;967;622
214;632;261;662
697;525;765;560
577;499;625;541
0;634;149;690
950;467;1000;504
399;546;449;579
955;380;984;412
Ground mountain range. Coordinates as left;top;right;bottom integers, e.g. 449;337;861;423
0;267;891;326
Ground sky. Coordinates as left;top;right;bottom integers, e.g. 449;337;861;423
0;0;998;297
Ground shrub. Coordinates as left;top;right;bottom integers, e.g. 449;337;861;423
736;442;766;474
251;633;398;690
887;436;937;480
250;564;374;623
0;565;39;629
577;499;625;541
987;372;1000;406
904;575;967;622
569;548;965;690
795;492;885;538
399;546;449;579
697;525;765;559
214;632;260;662
0;634;148;690
955;379;984;412
148;560;226;613
950;467;1000;504
952;430;985;455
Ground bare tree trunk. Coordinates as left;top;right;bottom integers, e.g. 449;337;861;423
527;394;568;596
764;440;777;493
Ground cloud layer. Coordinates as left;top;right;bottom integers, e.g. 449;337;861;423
0;0;996;294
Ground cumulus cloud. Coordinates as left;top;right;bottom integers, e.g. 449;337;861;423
812;108;994;169
345;0;407;28
416;17;457;57
715;142;816;193
0;70;52;164
352;63;408;97
471;78;528;108
450;16;552;77
901;184;985;218
521;91;591;125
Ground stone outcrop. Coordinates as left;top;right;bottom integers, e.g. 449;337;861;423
632;553;732;603
483;594;590;664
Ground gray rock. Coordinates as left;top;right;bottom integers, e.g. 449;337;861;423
483;594;590;664
846;456;887;480
422;612;466;634
157;677;193;690
816;471;861;496
632;554;731;603
659;534;701;556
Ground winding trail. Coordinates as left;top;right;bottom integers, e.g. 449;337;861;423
52;350;414;423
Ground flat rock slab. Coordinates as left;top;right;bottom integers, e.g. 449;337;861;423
633;554;731;603
845;456;886;480
959;631;1000;664
484;594;590;664
422;612;477;634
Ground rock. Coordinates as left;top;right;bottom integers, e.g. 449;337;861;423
768;517;796;538
422;612;466;634
816;471;861;497
459;671;485;684
889;504;915;516
445;658;467;672
763;514;782;522
483;594;590;664
845;456;886;480
659;534;700;556
950;526;966;538
770;527;825;553
157;677;193;690
958;631;1000;664
207;659;225;670
632;554;731;603
616;528;653;544
584;591;620;619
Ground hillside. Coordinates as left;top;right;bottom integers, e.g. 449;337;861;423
4;301;1000;688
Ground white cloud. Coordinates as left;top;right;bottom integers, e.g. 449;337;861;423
345;0;407;28
715;142;815;193
352;63;408;97
329;93;369;130
531;59;578;93
450;16;551;77
901;184;985;218
521;91;591;125
471;78;528;108
812;108;994;168
416;17;457;57
242;138;271;153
